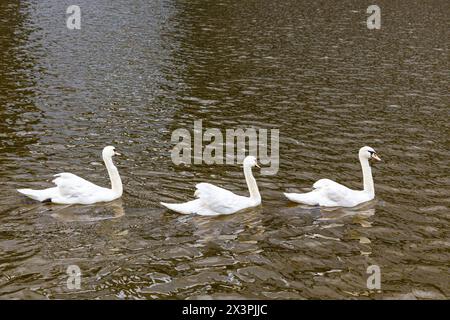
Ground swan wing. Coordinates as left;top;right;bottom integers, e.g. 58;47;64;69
52;173;107;202
194;183;248;215
312;179;355;206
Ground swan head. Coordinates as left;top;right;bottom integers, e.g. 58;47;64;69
102;146;120;158
243;155;260;168
359;146;381;161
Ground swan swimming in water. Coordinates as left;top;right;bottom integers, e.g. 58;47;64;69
284;146;381;207
161;156;261;216
17;146;123;205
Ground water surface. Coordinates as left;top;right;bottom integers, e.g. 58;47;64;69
0;0;449;299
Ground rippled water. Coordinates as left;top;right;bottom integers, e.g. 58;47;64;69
0;0;449;299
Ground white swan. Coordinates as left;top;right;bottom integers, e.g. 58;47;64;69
284;146;381;207
17;146;123;205
161;156;261;216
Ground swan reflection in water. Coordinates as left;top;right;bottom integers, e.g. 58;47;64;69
316;201;376;221
176;206;265;248
49;199;125;222
284;200;377;256
315;202;376;256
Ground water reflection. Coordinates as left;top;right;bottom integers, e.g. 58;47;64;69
317;203;376;220
49;199;126;222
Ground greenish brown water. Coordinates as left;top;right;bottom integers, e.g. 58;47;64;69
0;0;449;299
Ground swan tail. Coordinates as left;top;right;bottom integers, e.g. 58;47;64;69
284;192;320;206
160;199;202;215
17;188;57;202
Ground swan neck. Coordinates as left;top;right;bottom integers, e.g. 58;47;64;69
244;165;261;203
360;156;374;197
103;155;123;197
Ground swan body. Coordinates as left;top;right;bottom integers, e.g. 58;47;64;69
17;146;123;205
284;146;381;207
161;156;261;216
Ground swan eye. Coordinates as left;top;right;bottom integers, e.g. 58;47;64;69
368;150;374;155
